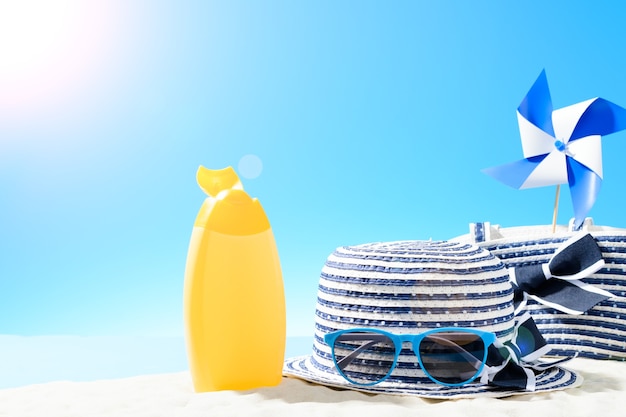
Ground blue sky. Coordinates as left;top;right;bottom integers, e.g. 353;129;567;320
2;1;626;339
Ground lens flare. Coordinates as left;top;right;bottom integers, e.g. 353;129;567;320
238;154;263;179
0;0;119;123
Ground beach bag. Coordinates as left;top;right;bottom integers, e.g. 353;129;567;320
452;218;626;360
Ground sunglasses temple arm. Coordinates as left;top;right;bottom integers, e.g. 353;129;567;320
334;335;390;371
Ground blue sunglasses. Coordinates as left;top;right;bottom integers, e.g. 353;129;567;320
324;327;497;387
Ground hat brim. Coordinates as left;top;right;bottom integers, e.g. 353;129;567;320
283;355;582;399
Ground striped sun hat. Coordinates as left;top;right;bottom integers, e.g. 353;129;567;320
452;218;626;360
283;240;581;399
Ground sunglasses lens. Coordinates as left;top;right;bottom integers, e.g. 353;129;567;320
331;331;396;385
418;331;486;385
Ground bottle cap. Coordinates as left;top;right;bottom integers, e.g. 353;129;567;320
194;166;270;235
196;166;242;197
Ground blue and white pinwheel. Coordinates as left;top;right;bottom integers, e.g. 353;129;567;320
483;70;626;229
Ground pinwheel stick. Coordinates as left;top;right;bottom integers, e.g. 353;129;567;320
552;184;560;233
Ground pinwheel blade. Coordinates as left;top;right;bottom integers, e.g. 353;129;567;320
522;151;568;188
567;158;602;230
483;154;552;189
518;69;554;137
552;99;597;144
517;110;558;158
570;98;626;140
482;158;541;189
566;135;603;178
483;151;568;190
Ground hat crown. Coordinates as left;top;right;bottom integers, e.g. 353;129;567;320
314;240;514;339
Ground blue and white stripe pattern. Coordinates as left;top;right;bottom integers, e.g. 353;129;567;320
315;241;514;337
455;220;626;360
283;240;581;398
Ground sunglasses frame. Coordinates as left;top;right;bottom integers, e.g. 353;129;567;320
324;327;497;387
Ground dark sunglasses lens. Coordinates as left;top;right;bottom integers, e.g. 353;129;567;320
418;331;486;385
331;331;396;385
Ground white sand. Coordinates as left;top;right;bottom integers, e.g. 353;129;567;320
0;358;624;417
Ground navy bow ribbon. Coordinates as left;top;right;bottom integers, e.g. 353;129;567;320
482;314;570;391
508;233;613;315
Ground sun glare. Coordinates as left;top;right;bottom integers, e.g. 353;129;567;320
0;0;118;121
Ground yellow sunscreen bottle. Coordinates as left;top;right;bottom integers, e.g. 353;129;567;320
183;166;286;392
